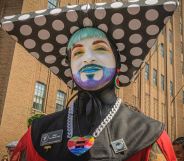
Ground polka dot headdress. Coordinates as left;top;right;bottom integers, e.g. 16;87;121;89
0;0;178;88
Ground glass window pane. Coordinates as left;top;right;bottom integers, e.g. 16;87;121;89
33;82;46;111
55;90;66;112
170;81;173;96
170;50;173;64
48;0;58;8
153;69;157;86
161;74;164;91
145;63;149;80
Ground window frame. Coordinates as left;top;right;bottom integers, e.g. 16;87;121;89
32;82;46;112
153;69;157;86
145;63;149;80
55;90;66;112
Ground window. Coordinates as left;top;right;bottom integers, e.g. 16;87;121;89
169;29;172;43
160;43;164;58
161;74;165;91
153;69;157;86
170;50;173;64
170;81;173;96
55;90;66;112
48;0;59;8
33;82;46;111
145;63;149;80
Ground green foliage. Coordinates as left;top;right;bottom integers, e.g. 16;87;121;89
27;114;45;127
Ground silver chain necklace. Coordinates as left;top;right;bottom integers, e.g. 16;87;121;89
67;98;122;139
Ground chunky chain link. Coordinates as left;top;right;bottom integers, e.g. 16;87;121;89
67;98;122;139
67;104;74;138
92;98;121;137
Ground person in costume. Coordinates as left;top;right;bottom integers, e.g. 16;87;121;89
0;0;178;161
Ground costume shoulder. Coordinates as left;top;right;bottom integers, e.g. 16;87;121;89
31;109;68;150
109;103;165;159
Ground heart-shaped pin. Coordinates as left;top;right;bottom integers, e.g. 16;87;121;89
67;135;95;156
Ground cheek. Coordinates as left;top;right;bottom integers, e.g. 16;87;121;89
71;58;82;74
97;54;116;68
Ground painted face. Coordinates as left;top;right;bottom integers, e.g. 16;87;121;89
70;37;116;91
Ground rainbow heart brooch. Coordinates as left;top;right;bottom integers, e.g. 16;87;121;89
67;135;95;156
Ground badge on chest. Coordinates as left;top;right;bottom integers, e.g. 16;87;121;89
40;129;63;146
111;138;128;154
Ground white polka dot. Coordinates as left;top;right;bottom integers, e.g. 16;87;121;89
145;0;158;5
120;55;127;62
61;59;69;67
64;68;72;77
146;25;159;35
34;15;46;26
116;43;125;51
70;26;79;34
45;55;56;64
164;1;177;12
83;17;93;27
147;39;156;48
127;4;140;15
98;24;108;32
145;9;159;21
111;13;123;25
52;20;64;31
4;15;15;19
10;35;18;41
66;10;78;22
59;47;67;55
56;34;68;44
94;8;106;20
113;29;124;40
24;39;36;49
128;19;141;30
50;8;62;15
2;21;14;31
35;9;47;14
120;64;128;72
30;52;39;59
38;29;50;40
41;43;54;52
96;2;106;6
50;66;59;74
119;75;130;84
111;2;123;8
132;59;143;67
128;0;139;2
18;14;30;20
129;34;142;44
20;25;32;36
67;4;78;8
164;16;171;24
130;47;143;56
81;4;91;12
67;80;74;88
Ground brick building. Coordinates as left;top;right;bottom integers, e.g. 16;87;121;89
0;0;184;158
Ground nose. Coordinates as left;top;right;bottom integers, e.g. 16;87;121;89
83;49;96;64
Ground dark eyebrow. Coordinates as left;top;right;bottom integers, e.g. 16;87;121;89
72;44;83;50
92;40;109;46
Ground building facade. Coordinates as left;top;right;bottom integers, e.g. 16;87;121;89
0;0;184;158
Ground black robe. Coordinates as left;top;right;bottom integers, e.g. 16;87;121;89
31;102;164;161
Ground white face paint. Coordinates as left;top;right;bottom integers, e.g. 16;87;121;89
70;37;116;91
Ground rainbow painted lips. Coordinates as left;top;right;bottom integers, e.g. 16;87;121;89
80;64;102;74
67;135;95;156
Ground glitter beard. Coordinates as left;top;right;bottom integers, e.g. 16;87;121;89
73;66;116;91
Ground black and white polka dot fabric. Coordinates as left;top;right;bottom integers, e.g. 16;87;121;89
0;0;178;88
